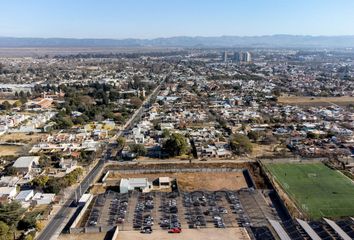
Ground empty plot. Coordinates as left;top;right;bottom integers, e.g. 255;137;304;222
265;162;354;219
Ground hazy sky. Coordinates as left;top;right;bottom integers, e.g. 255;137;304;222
1;0;354;38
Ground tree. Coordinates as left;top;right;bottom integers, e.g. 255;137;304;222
130;97;142;108
32;175;49;189
129;144;147;157
229;134;253;155
17;212;38;230
0;101;11;110
247;131;261;142
163;133;190;157
12;100;22;108
0;221;10;239
307;132;319;139
43;178;61;194
161;129;170;138
117;137;126;148
0;201;25;226
262;135;277;145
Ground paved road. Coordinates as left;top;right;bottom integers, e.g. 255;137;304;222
36;79;164;240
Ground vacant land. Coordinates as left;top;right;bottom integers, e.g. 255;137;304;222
0;145;23;156
0;99;17;104
265;162;354;219
278;95;354;106
0;132;45;144
107;172;248;191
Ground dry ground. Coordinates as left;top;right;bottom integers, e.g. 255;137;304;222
278;95;354;106
0;132;45;144
107;171;247;191
0;99;18;104
0;145;23;156
58;228;250;240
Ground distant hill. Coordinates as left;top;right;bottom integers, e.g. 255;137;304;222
0;35;354;48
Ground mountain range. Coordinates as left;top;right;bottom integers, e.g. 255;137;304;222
0;35;354;48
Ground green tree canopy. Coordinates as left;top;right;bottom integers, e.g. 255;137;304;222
163;133;190;157
0;201;25;226
117;137;126;148
229;134;253;155
129;144;147;157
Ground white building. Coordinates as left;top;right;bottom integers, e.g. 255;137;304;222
15;189;34;202
32;193;55;205
12;156;40;174
120;178;152;193
0;187;17;199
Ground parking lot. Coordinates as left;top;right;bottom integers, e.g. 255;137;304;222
82;187;277;236
84;191;129;228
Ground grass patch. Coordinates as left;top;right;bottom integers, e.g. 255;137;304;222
265;162;354;219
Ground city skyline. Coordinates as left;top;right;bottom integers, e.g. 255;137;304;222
1;0;354;39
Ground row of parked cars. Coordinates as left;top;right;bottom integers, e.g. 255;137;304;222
226;191;251;227
133;193;155;234
108;193;129;226
183;191;237;229
183;192;207;228
160;192;181;233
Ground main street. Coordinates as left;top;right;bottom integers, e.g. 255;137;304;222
36;78;164;240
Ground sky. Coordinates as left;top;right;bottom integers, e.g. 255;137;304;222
0;0;354;39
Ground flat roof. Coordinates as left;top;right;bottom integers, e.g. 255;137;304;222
13;156;40;169
15;189;34;200
159;177;170;183
268;219;291;240
128;178;149;186
79;193;92;203
323;218;351;240
296;218;321;240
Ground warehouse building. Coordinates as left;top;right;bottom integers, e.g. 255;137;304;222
120;178;152;193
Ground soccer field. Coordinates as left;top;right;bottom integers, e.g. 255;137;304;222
265;162;354;220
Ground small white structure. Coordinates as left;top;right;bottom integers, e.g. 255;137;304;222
0;186;17;199
120;178;152;193
0;176;19;187
15;189;34;202
12;156;40;174
158;177;171;188
32;193;55;205
78;193;93;205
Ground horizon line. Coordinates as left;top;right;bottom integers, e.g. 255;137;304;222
1;34;354;40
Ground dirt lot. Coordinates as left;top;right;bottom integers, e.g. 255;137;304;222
58;228;250;240
278;95;354;106
107;171;247;191
0;132;45;144
0;145;23;156
0;99;18;104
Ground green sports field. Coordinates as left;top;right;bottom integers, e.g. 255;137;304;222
265;162;354;220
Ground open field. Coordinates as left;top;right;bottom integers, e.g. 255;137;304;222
107;171;248;191
0;132;45;144
265;162;354;219
0;145;23;156
278;95;354;106
0;99;18;104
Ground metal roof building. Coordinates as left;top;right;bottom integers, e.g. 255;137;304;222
120;178;151;193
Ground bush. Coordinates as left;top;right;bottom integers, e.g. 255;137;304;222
129;144;147;157
163;133;190;157
229;134;253;155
